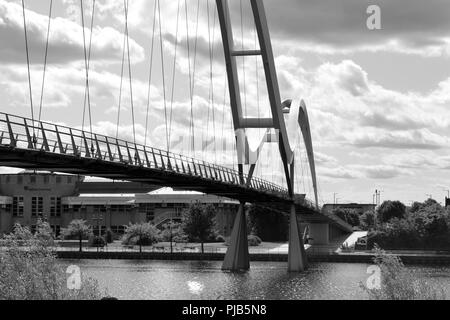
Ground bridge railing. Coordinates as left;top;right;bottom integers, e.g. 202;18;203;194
0;112;288;197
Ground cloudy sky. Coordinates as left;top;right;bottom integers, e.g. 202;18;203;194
1;0;450;206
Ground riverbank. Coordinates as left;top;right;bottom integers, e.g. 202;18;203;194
56;249;450;265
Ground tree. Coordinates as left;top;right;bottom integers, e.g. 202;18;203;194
332;208;360;227
181;203;217;253
61;220;93;252
247;205;288;241
160;222;187;243
360;210;377;230
121;222;160;253
409;201;450;249
377;201;406;223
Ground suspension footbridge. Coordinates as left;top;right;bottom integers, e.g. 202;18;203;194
0;0;352;272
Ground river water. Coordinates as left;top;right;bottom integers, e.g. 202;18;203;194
61;260;450;300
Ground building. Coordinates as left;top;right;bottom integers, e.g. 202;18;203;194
321;203;376;215
0;171;239;237
446;197;450;208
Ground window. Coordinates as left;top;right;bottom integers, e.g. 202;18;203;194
30;175;36;184
141;204;155;222
73;205;81;213
5;176;10;183
43;175;49;184
111;226;125;235
17;176;23;184
94;205;107;213
63;205;70;213
67;177;72;184
92;226;106;236
50;197;61;217
56;176;61;184
31;197;44;217
12;196;24;217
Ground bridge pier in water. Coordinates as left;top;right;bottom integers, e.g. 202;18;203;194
288;204;308;272
222;202;250;271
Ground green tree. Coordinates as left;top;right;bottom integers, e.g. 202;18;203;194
377;200;406;223
121;222;160;253
181;203;217;253
61;220;93;252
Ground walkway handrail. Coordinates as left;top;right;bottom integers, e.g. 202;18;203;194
0;112;290;198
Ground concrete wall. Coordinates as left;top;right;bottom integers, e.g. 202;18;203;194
308;223;329;245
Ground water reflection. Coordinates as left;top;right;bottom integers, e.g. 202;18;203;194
59;260;450;300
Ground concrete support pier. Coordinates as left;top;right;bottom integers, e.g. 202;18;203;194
288;204;307;272
222;202;250;271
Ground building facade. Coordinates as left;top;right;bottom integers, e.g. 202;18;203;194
0;172;239;237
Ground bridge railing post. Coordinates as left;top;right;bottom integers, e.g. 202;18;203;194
5;114;17;147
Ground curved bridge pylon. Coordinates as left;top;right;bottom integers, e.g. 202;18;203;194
0;0;320;272
217;0;317;271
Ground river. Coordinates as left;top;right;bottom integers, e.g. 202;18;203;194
59;259;450;300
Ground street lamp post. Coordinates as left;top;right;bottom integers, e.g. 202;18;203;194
92;213;104;253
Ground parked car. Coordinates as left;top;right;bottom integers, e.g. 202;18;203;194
355;236;368;250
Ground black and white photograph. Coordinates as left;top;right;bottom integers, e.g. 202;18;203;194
0;0;450;307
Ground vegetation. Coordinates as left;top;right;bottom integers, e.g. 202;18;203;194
247;205;288;241
377;200;406;223
181;203;217;253
360;210;377;230
61;220;93;252
362;247;446;300
121;222;160;253
332;208;360;227
367;200;450;250
0;223;103;300
247;234;262;246
160;221;188;243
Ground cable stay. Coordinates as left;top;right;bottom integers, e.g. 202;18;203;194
79;0;96;156
124;0;136;147
144;0;158;147
38;0;53;123
168;0;182;152
21;0;36;141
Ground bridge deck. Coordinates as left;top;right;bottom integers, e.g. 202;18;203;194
0;112;294;203
0;112;352;232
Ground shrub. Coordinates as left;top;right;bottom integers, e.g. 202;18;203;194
248;235;262;246
159;222;188;243
361;246;446;300
89;236;106;247
0;226;103;300
104;229;114;244
122;222;160;252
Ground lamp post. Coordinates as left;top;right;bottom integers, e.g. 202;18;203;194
92;213;104;253
333;193;338;209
